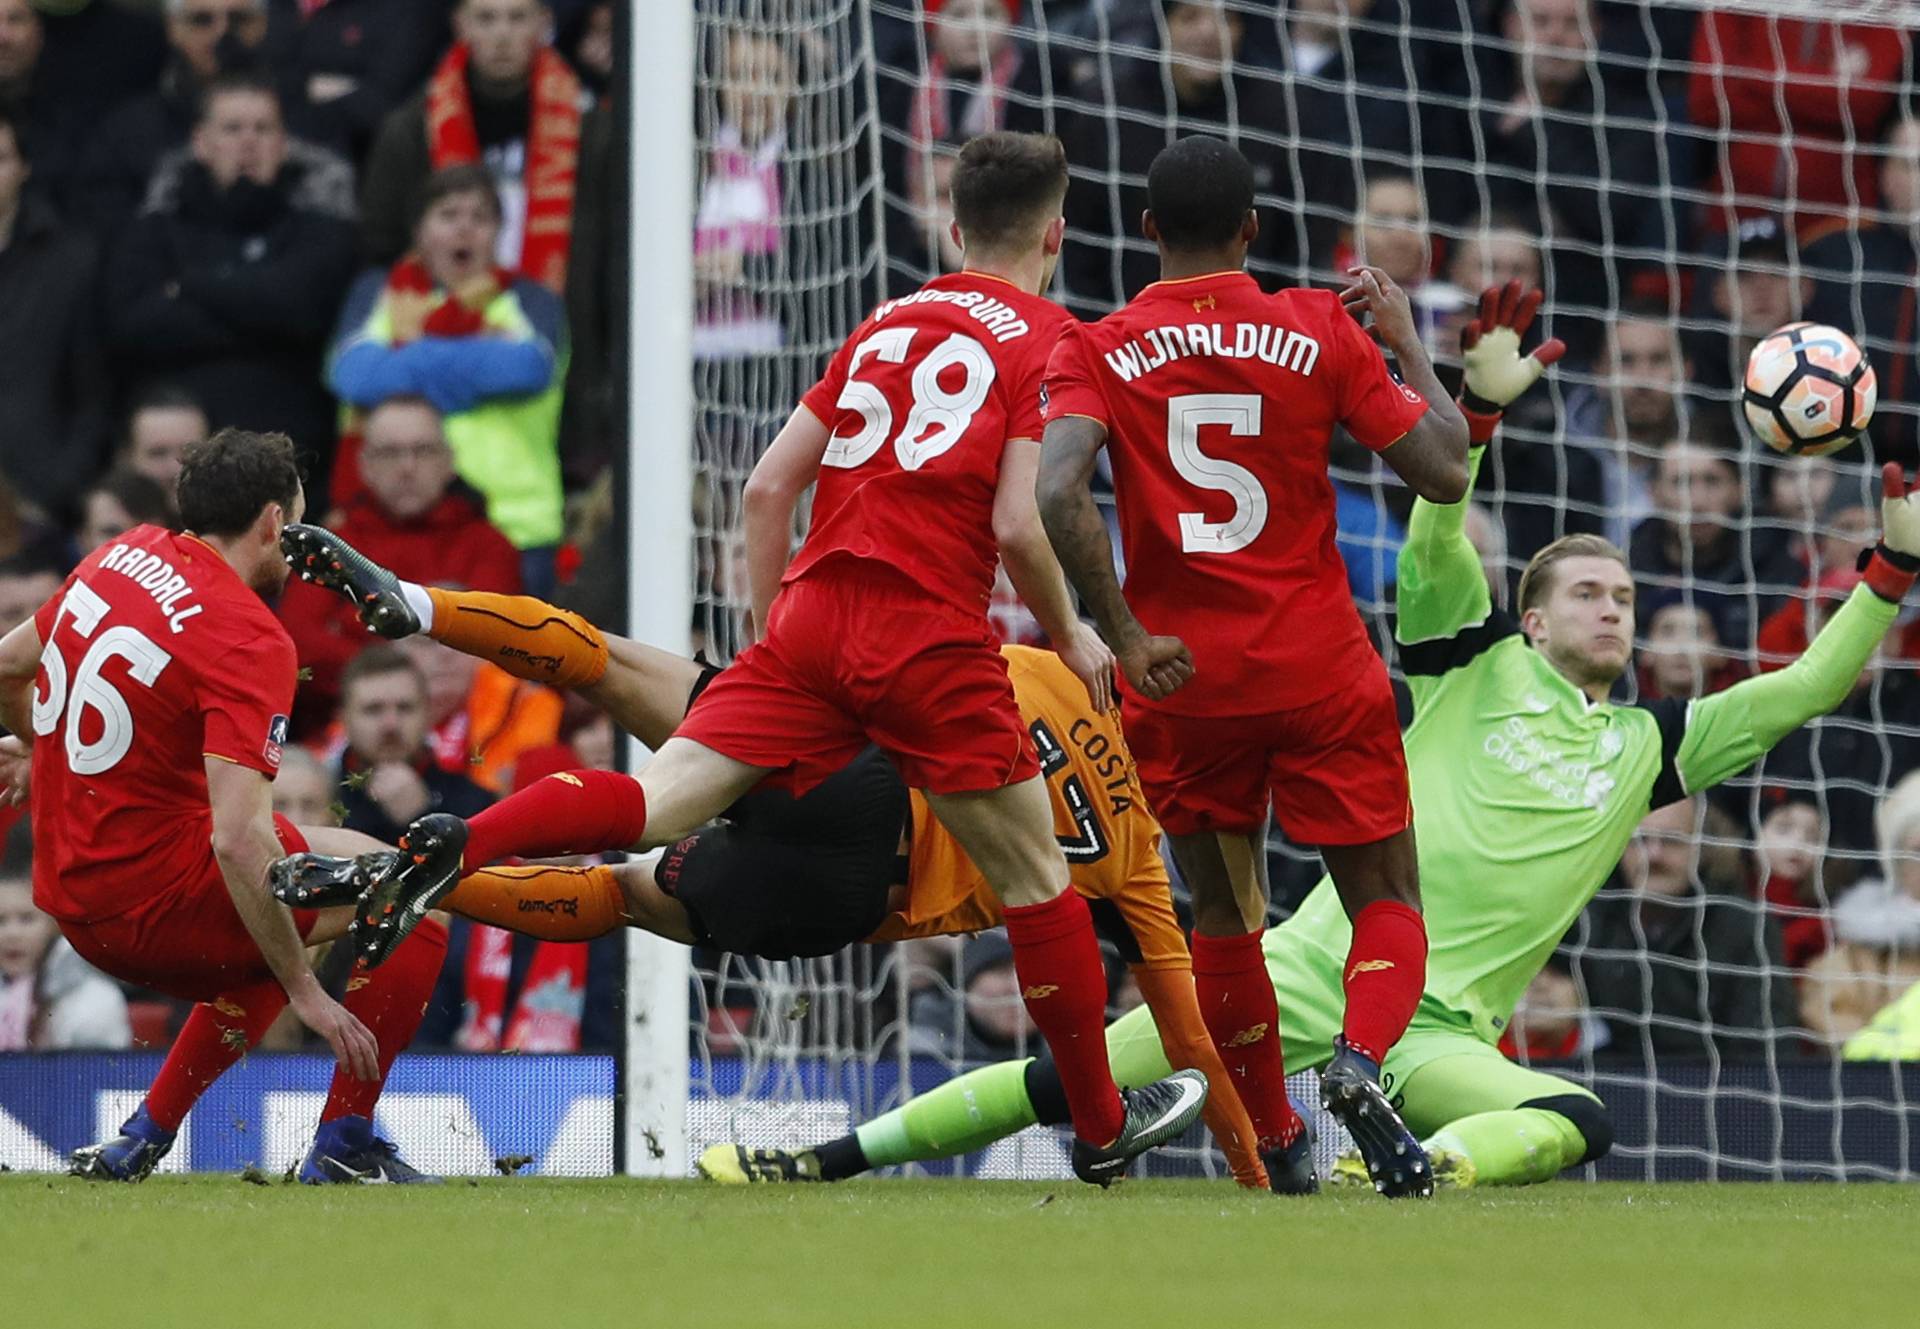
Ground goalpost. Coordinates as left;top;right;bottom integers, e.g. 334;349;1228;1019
628;0;1920;1183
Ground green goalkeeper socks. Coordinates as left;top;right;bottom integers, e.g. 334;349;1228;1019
1425;1107;1590;1187
853;1058;1042;1169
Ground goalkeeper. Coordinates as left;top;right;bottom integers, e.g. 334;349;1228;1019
715;282;1920;1189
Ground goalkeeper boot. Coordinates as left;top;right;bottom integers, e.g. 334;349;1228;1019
1068;1068;1210;1188
1262;1125;1319;1196
697;1144;826;1185
1320;1038;1432;1199
1330;1143;1474;1191
281;523;418;639
270;851;399;910
300;1115;440;1185
69;1104;174;1182
351;813;467;970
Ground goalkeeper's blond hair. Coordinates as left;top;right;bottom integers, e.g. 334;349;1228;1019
1517;534;1631;617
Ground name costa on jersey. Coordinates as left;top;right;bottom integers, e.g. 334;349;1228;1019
865;285;1033;344
1102;320;1322;383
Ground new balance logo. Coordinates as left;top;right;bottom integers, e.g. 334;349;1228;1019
1347;959;1396;980
1223;1023;1269;1048
1022;984;1059;1000
550;772;584;788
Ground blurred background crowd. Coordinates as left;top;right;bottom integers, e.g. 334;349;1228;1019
7;0;1920;1077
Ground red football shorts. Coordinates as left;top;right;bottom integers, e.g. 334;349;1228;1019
1123;664;1410;844
57;816;318;1004
676;565;1039;796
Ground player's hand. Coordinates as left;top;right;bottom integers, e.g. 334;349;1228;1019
1459;280;1566;412
1881;463;1920;559
1117;633;1194;701
291;986;380;1082
0;735;28;806
1339;265;1419;351
1058;623;1117;713
366;762;432;826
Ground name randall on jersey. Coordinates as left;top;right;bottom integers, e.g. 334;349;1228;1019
96;542;204;633
1103;322;1322;382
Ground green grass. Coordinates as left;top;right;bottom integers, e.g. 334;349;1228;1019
4;1176;1913;1328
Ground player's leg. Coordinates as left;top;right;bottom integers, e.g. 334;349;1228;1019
1122;703;1305;1174
298;911;451;1183
1359;1034;1611;1188
282;521;700;747
1265;672;1432;1197
701;999;1174;1184
1163;827;1308;1167
925;777;1127;1156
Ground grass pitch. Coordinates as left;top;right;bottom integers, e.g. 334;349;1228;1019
4;1176;1911;1328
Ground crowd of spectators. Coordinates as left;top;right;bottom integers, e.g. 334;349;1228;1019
0;0;617;1054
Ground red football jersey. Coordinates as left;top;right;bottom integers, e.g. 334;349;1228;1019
29;525;297;922
789;271;1072;616
1044;271;1428;715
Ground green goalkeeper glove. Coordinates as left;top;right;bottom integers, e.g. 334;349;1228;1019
1458;281;1565;436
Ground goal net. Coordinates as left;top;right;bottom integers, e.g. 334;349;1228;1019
655;0;1920;1184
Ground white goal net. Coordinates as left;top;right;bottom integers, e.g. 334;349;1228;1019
650;0;1920;1183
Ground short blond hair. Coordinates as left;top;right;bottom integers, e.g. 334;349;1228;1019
1516;534;1631;616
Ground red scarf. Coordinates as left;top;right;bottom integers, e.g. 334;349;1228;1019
909;44;1021;201
426;41;582;293
385;255;515;341
456;925;589;1052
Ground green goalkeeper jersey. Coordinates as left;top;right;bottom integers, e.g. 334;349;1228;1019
1268;446;1898;1047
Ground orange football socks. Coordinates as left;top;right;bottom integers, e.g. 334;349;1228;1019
442;864;629;942
424;588;609;688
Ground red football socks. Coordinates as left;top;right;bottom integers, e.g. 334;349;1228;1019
319;917;449;1124
1190;928;1302;1152
461;768;649;868
1340;900;1428;1064
1001;890;1125;1146
145;976;289;1133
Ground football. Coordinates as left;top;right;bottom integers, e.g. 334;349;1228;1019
1741;322;1878;456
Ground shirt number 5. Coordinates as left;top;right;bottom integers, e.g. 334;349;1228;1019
1167;393;1267;554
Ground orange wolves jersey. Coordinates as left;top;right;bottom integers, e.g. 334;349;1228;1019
870;645;1187;971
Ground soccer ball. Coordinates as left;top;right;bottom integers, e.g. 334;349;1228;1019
1741;322;1877;457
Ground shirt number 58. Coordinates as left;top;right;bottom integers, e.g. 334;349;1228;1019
32;582;173;776
1167;393;1268;554
823;326;997;472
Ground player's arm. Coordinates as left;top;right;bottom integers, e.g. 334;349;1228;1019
741;403;832;643
1339;265;1470;503
205;757;378;1080
1397;282;1564;649
1038;416;1193;700
0;615;42;742
995;437;1115;710
1658;466;1920;800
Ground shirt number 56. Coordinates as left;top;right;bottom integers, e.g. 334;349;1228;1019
32;582;173;776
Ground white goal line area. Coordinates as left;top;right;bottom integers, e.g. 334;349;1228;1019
616;1;1920;1184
